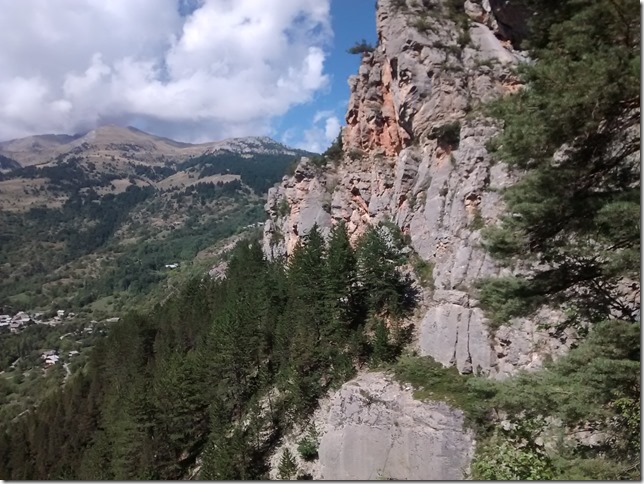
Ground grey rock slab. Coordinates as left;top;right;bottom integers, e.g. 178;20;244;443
318;372;474;480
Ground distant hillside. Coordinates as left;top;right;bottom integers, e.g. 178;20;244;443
0;126;314;213
0;154;20;172
0;125;310;168
0;127;313;317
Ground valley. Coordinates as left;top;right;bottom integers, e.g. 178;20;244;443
0;126;311;431
0;125;312;317
0;0;639;480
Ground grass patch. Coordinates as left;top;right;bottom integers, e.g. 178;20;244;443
410;255;434;290
476;276;545;330
392;355;495;431
277;198;290;217
411;16;434;34
470;207;485;230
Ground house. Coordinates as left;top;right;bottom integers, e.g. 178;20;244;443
41;350;59;367
165;263;179;269
44;354;60;366
56;309;65;318
13;311;31;324
68;350;80;357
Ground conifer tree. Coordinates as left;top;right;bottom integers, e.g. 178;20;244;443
278;449;298;480
324;221;361;337
481;0;640;327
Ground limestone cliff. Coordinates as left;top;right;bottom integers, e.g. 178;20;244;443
264;0;571;379
263;0;574;479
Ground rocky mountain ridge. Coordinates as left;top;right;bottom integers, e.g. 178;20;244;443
0;125;303;168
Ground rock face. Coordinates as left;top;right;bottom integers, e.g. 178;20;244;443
263;0;569;379
263;0;575;479
318;372;475;480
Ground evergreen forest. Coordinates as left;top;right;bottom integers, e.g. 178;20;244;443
0;223;418;479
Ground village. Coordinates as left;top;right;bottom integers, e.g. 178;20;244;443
0;308;78;334
1;309;120;369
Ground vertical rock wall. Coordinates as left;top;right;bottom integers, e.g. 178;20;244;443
263;0;574;479
264;0;570;378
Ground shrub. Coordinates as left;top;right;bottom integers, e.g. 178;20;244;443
297;427;319;461
392;355;495;429
322;133;344;163
347;148;365;161
411;255;434;290
412;16;433;34
347;39;375;55
476;276;545;330
390;0;407;11
457;28;471;48
470;207;484;230
277;198;290;217
428;121;461;148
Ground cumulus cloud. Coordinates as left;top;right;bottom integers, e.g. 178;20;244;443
0;0;331;142
283;109;341;153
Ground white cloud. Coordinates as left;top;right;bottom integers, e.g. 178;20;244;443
324;116;341;141
284;109;341;153
0;0;332;142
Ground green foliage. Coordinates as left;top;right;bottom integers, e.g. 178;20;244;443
389;0;407;11
469;207;484;230
347;148;365;161
411;15;433;34
323;132;344;163
480;0;640;328
370;318;396;365
0;220;421;480
277;198;291;217
347;39;375;55
309;133;343;167
411;255;434;290
297;426;319;461
278;449;298;480
356;224;418;319
456;28;470;48
427;120;461;148
393;355;494;429
182;150;311;195
472;432;556;480
476;276;545;330
396;318;641;479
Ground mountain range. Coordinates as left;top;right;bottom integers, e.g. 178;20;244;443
0;125;312;317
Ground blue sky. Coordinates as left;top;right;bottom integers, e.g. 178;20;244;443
277;0;377;153
0;0;378;146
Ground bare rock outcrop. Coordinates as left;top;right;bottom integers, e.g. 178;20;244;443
269;372;474;480
319;372;474;480
261;0;580;479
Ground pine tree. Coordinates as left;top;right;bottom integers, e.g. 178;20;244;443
481;0;640;328
278;449;298;480
324;221;361;338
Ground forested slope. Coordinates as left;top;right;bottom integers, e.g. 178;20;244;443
0;223;419;479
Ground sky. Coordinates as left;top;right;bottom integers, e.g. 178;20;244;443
0;0;377;153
